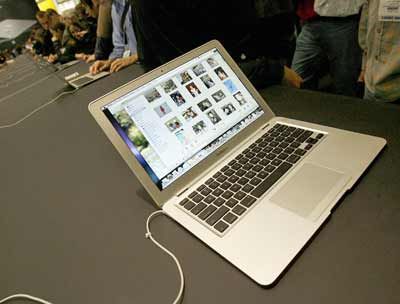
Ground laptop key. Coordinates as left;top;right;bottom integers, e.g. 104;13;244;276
220;182;232;190
206;206;229;226
189;191;198;198
213;172;222;178
252;164;263;172
223;213;238;224
213;197;226;207
251;162;292;198
204;195;216;204
234;191;246;200
241;196;256;208
193;194;204;203
232;205;246;216
230;183;241;192
198;205;217;220
222;190;234;199
197;184;206;191
184;201;196;210
212;188;224;197
201;187;212;196
228;175;239;183
191;202;207;215
287;154;300;164
214;221;229;233
242;184;255;193
257;171;269;179
249;177;262;186
179;198;190;206
225;198;239;208
237;177;250;185
294;148;306;156
216;175;228;183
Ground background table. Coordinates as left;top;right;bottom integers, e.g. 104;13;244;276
0;58;399;304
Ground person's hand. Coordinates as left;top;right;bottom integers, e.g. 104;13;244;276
90;59;112;74
47;54;58;63
85;54;96;63
358;70;365;83
282;66;304;89
110;54;138;73
75;53;85;60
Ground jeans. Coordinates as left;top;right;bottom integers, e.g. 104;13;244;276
292;17;362;97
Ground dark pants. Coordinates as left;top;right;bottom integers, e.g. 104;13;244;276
291;16;362;97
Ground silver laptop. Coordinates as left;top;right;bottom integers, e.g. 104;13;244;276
88;40;386;285
66;70;110;89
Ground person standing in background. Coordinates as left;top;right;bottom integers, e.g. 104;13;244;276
90;0;138;74
292;0;364;96
131;0;303;89
358;0;400;103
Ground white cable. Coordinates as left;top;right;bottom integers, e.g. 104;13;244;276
0;210;184;304
146;210;185;304
0;294;53;304
0;88;78;129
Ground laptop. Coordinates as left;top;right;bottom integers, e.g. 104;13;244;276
88;40;386;285
66;70;110;89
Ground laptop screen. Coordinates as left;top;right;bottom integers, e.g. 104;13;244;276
102;49;264;190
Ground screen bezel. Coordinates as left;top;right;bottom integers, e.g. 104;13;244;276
88;40;275;207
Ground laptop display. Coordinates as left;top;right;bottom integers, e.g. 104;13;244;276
102;49;264;190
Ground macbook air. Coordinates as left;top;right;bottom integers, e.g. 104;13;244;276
88;40;386;285
66;70;110;89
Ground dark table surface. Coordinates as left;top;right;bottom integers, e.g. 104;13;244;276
1;55;399;304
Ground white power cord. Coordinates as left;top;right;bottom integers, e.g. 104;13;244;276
0;88;78;129
0;294;53;304
1;210;185;304
145;210;185;304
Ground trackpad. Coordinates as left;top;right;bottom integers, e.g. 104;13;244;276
270;163;348;221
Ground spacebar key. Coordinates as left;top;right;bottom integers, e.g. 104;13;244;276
251;162;292;198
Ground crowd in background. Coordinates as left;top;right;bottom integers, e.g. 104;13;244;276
1;0;399;103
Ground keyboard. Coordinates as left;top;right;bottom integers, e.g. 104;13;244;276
178;123;325;235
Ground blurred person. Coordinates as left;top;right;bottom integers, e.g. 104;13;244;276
358;0;400;103
48;22;96;64
32;27;54;56
76;0;113;63
36;11;49;30
130;0;302;89
90;0;138;74
291;0;364;96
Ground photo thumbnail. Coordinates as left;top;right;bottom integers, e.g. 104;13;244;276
206;109;222;125
165;117;182;132
154;102;172;118
175;130;190;145
182;107;198;121
233;91;247;106
214;67;228;80
144;88;161;103
211;90;226;103
200;74;215;89
197;98;212;112
192;120;207;135
192;64;206;76
186;82;201;97
222;103;236;116
223;79;238;94
170;91;186;107
177;71;192;84
161;79;177;94
207;57;219;68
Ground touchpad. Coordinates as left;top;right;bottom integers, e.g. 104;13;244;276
270;163;348;221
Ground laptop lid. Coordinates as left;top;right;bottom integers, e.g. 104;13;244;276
89;40;275;207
